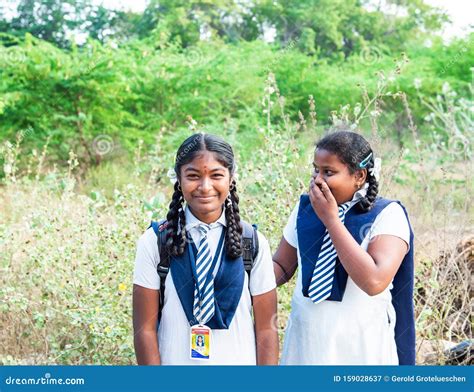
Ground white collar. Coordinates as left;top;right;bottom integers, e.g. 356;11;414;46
347;182;368;208
184;204;227;230
352;182;368;201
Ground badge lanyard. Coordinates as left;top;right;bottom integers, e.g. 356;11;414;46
188;228;225;360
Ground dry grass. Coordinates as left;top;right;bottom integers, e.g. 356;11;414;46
0;73;472;365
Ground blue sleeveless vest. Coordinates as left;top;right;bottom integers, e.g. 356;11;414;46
297;196;415;365
169;230;245;330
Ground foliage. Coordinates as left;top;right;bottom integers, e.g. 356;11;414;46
1;0;448;54
0;31;472;167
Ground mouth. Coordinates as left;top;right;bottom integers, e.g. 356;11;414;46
194;195;218;201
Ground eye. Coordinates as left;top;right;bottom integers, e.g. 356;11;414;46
187;174;199;179
212;173;224;178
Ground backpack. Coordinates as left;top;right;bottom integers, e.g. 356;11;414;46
149;219;259;321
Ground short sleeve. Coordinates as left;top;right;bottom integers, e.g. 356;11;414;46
369;202;411;252
283;202;299;249
249;231;277;296
133;227;161;290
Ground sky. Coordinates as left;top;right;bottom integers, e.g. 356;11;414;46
424;0;473;38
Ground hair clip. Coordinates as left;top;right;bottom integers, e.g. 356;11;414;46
358;152;373;168
369;157;382;181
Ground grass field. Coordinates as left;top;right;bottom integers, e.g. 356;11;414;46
1;76;472;365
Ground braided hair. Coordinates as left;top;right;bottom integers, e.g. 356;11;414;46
316;130;379;212
165;133;242;259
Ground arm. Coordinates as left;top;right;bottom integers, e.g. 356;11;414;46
252;289;279;365
326;225;407;295
273;238;298;286
310;180;408;296
132;284;161;365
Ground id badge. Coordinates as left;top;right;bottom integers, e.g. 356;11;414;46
190;325;211;360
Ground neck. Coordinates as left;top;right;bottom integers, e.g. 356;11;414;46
189;206;223;224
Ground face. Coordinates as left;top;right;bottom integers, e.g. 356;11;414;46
312;148;366;204
179;151;232;224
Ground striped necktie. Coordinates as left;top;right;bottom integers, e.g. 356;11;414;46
192;224;215;324
308;202;351;304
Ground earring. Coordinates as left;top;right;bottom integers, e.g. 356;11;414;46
177;184;182;192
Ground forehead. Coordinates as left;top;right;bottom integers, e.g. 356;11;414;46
313;148;345;167
182;151;227;171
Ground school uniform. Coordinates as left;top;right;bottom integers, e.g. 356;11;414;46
133;206;276;365
280;187;415;365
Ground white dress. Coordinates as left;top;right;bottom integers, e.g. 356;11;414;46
280;196;410;365
133;207;276;365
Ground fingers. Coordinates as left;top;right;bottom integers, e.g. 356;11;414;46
319;181;336;204
309;179;324;203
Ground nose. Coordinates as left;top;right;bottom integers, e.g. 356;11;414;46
198;176;212;192
313;171;323;181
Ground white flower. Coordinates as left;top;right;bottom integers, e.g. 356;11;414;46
442;82;450;95
368;157;382;181
167;168;178;184
3;163;12;174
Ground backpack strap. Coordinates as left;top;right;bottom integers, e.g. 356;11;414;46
241;221;259;280
149;219;170;322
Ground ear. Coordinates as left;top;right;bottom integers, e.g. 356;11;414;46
355;168;367;183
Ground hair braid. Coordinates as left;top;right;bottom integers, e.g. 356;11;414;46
224;179;242;259
165;181;186;256
357;159;379;212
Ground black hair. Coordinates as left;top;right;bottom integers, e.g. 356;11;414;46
316;130;378;212
165;133;242;259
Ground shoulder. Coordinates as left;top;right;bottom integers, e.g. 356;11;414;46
135;226;160;268
375;199;410;223
255;229;269;250
370;200;411;249
282;201;300;248
138;226;158;248
133;226;161;290
285;200;301;226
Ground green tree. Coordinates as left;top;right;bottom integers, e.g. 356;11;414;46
0;0;134;48
250;0;448;57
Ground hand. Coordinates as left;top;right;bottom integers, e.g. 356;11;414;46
308;177;339;226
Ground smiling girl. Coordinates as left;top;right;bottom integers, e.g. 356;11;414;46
133;133;278;365
274;130;415;365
